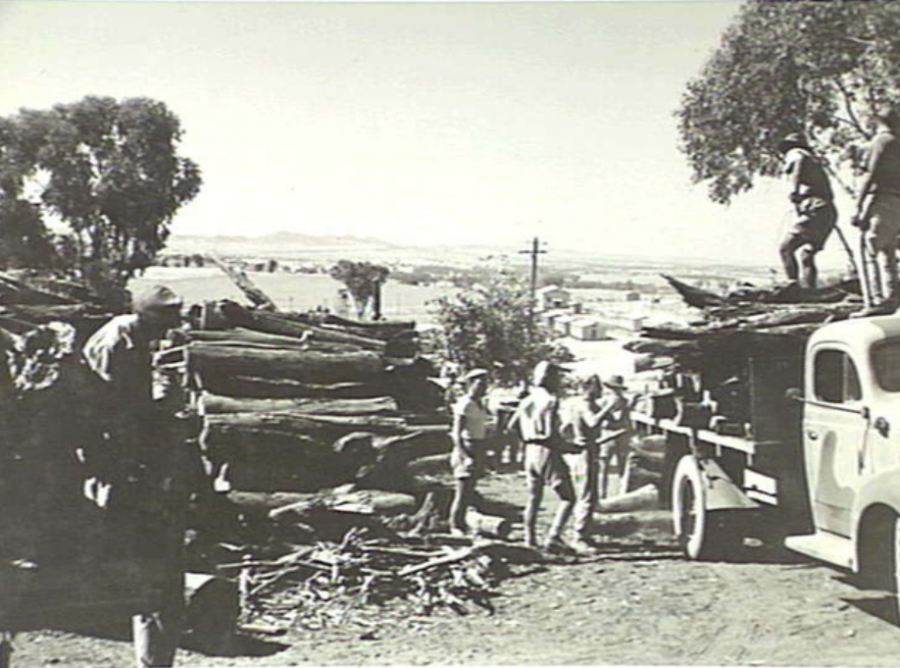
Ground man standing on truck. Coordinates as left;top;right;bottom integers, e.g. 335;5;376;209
513;360;575;552
853;109;900;316
777;132;837;290
81;284;186;668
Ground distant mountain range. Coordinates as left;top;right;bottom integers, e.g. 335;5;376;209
164;230;779;278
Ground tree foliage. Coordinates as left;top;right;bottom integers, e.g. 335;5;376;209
329;260;390;319
430;276;573;386
0;96;202;306
677;0;900;204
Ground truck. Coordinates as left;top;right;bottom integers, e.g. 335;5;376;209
632;312;900;618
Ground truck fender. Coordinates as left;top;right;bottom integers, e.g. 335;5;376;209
698;457;760;512
848;466;900;575
852;465;900;537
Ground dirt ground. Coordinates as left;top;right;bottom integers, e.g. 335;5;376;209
11;468;900;667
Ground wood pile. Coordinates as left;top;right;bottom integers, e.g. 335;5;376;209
626;275;862;439
225;524;541;634
185;299;448;493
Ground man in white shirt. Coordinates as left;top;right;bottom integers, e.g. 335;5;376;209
513;361;574;551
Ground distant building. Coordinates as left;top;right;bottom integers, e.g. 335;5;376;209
536;285;571;312
569;317;607;341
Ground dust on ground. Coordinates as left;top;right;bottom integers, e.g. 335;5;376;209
12;469;900;667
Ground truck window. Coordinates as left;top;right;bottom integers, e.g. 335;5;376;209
814;349;861;403
872;339;900;391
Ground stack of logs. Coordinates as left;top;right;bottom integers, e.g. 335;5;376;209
625;274;862;438
181;300;449;493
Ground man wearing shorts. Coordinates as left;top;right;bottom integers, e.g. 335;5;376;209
512;360;574;551
777;132;837;290
449;368;490;536
853;109;900;316
598;375;632;500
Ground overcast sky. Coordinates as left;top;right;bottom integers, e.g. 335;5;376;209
0;1;854;267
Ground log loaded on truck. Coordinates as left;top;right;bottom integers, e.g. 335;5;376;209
630;287;900;620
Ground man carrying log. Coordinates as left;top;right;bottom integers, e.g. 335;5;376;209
81;285;187;668
449;368;490;536
776;132;837;291
512;361;575;552
852;109;900;316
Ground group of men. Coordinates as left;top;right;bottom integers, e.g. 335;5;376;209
449;360;632;555
778;108;900;317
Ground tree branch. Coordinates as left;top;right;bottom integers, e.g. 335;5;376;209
833;76;867;136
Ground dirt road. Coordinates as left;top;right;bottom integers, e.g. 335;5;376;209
12;470;900;666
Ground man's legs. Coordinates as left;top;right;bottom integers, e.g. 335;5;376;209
522;444;543;547
564;450;592;542
797;245;819;290
450;477;475;534
133;561;183;667
864;196;900;310
779;233;805;283
545;479;575;546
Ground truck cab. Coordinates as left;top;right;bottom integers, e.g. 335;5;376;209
786;314;900;583
633;312;900;612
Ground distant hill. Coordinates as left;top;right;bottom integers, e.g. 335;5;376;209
163;230;781;281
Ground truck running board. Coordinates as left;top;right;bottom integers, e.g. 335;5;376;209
784;532;853;570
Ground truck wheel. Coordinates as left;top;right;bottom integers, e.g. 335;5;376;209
672;455;741;560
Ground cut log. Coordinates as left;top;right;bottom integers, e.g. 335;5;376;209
466;509;512;539
219;301;386;352
208;255;279;311
198;373;389;400
205;412;406;436
188;327;362;354
596;483;659;513
189;343;384;385
199;393;399;417
183;573;239;655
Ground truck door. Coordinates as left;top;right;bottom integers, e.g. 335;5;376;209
803;346;870;537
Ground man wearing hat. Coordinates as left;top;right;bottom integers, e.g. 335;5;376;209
598;375;633;500
776;132;837;290
853;109;900;316
449;368;491;536
81;285;186;667
512;360;574;551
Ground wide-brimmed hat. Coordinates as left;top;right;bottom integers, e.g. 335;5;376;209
133;285;182;314
777;132;809;154
461;368;489;384
604;374;628;390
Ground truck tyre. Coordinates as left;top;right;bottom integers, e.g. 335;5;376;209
672;455;742;560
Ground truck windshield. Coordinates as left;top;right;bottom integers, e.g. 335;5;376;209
872;339;900;391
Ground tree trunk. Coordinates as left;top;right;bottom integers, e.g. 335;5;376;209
197;373;390;400
199;393;399;417
188;343;384;385
188;327;362;354
219;301;386;352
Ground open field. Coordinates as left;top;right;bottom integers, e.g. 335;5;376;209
133;267;456;324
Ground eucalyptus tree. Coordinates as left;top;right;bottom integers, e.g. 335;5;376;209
677;0;900;204
0;96;201;306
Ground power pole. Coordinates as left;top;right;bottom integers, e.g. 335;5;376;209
519;236;547;301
